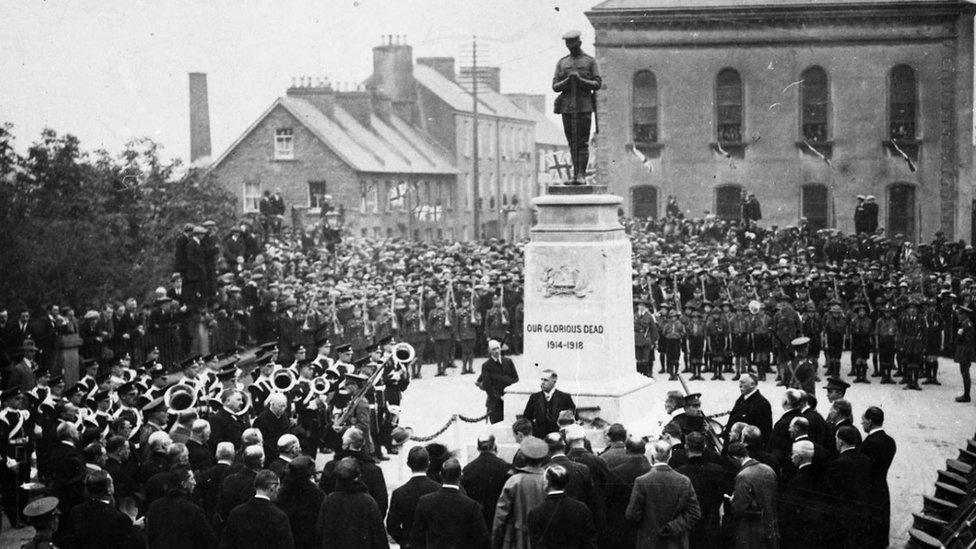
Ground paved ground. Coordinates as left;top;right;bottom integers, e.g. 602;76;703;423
2;353;971;548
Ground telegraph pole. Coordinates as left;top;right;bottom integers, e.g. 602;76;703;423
470;35;480;241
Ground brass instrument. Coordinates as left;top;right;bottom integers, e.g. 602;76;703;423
390;292;399;331
470;288;478;325
499;285;508;324
271;367;298;393
301;375;333;406
331;294;343;335
418;287;427;332
164;384;198;414
362;299;373;338
444;281;453;327
332;342;414;431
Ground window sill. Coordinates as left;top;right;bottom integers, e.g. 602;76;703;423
796;140;833;158
882;139;921;161
710;142;746;159
273;157;296;162
633;142;665;157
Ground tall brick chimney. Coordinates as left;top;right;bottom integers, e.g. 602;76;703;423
188;73;212;163
417;57;455;82
371;34;416;122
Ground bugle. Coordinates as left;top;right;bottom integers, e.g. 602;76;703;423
675;372;725;454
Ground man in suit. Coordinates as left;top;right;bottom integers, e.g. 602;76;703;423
320;427;388;518
222;470;295;549
197;442;236;520
767;389;804;467
216;445;264;533
528;464;597;549
187;419;215;471
48;423;86;546
387;446;441;547
779;440;836;548
411;458;488;548
461;434;511;530
69;470;136;549
859;406;896;549
544;432;602;528
599;423;629;470
33;304;61;372
253;393;291;463
276;298;299;366
625;440;701;548
267;434;303;480
726;442;779;549
606;437;650;549
798;390;827;447
146;467;218;549
723;374;772;447
825;425;872;548
182;226;209;308
104;436;138;502
209;389;249;447
823;397;854;460
742;425;779;472
676;433;731;549
476;339;519;424
564;424;609;533
522;369;576;439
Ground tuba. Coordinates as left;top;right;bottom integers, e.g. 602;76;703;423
272;367;298;393
310;375;332;395
164;384;198;414
392;342;415;365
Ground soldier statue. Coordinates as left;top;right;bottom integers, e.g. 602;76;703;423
552;30;601;184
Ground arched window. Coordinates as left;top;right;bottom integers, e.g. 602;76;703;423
888;183;916;239
800;66;828;143
632;185;658;219
890;65;917;140
633;71;658;144
801;184;829;230
716;69;743;143
715;184;743;220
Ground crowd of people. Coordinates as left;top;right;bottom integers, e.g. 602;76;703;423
0;196;968;547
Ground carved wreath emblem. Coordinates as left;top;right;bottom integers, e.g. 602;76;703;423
538;264;591;298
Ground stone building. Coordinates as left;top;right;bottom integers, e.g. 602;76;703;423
587;0;976;241
210;36;549;242
207;79;458;241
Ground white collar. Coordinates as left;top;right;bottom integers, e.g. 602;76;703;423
254;494;270;501
652;462;670;468
543;388;555;400
218;460;233;465
741;388;758;400
280;455;293;463
839;446;855;455
410;472;428;479
866;427;885;436
547;490;565;495
442;484;460;490
798;462;813;470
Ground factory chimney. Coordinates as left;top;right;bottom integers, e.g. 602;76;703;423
188;72;212;163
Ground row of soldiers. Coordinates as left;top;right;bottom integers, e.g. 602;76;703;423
634;288;976;399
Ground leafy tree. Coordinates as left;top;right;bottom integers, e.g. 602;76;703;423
0;124;237;311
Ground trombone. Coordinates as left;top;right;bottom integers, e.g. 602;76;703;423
332;342;414;431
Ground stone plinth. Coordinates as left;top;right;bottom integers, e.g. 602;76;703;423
504;188;654;425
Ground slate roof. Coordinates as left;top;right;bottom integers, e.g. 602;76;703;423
413;64;535;122
210;96;457;175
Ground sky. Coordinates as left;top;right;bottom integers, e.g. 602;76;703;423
0;0;598;163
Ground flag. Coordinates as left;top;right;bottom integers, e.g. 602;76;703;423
889;140;917;172
802;140;833;168
626;144;654;173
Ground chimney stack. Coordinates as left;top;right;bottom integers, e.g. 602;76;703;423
417;57;455;82
371;35;417;123
188;73;212;163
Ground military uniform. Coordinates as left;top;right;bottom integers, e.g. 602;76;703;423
686;311;707;380
876;311;899;384
426;305;454;377
661;311;686;380
456;303;481;375
552;37;601;182
634;303;657;377
898;304;926;390
706;307;730;380
822;307;848;378
850;308;874;383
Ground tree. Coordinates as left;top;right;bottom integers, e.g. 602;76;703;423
0;124;237;311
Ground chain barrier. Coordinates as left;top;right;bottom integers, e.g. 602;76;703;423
407;412;489;442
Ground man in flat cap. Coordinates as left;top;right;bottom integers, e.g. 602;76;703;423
552;30;601;184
